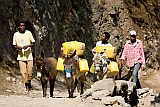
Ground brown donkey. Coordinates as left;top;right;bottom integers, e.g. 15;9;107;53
34;54;58;97
62;52;86;98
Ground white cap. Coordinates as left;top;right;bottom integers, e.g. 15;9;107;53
130;30;136;36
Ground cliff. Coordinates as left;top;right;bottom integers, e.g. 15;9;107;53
0;0;160;69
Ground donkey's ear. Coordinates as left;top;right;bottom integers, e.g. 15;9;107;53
41;51;44;59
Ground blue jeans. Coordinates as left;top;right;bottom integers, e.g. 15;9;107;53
130;63;142;88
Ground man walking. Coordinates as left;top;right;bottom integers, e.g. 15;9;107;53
121;30;145;88
13;20;35;92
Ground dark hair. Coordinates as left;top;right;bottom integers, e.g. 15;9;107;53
103;32;110;39
16;19;26;27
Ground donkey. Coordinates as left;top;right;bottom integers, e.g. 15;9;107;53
62;51;86;98
34;54;58;97
92;50;122;80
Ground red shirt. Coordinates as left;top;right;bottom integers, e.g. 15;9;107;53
121;39;145;67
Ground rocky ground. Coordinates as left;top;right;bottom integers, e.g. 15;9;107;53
0;66;106;107
0;65;160;107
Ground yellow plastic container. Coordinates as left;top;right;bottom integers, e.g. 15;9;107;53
104;47;117;58
56;57;64;71
62;42;75;55
109;61;119;74
90;63;96;73
95;46;107;53
75;42;85;55
62;41;85;55
79;59;89;72
95;46;117;58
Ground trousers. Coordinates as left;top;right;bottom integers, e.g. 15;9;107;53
130;63;142;88
19;60;33;84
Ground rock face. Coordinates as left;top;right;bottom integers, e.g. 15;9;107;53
82;79;159;107
0;0;160;69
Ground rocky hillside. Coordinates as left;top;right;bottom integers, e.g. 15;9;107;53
0;0;160;69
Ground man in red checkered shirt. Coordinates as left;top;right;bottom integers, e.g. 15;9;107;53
121;30;145;88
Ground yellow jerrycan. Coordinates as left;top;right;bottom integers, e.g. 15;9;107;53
62;42;75;55
62;41;85;55
95;46;117;58
95;46;106;53
104;47;117;58
109;61;119;74
79;59;89;72
56;57;64;71
74;41;85;55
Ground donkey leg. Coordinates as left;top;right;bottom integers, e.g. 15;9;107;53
70;77;75;98
80;83;84;96
43;81;48;97
92;73;98;82
80;81;84;95
65;78;72;98
97;71;104;80
80;75;85;95
74;79;79;92
41;78;47;97
49;78;55;97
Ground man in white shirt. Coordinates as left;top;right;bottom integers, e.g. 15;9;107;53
96;32;112;47
13;20;35;92
92;32;112;53
91;32;112;80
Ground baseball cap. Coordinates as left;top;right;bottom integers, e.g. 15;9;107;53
130;30;136;36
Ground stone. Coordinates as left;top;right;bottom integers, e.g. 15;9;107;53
82;89;94;98
6;77;11;81
101;96;125;106
91;78;115;94
92;90;110;100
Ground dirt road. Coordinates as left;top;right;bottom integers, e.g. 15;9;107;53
0;67;160;107
0;90;106;107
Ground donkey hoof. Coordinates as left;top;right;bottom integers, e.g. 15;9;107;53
43;95;47;98
69;96;73;98
50;95;55;98
69;95;74;98
69;94;76;98
50;95;53;97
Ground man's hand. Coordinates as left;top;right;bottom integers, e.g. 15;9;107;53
141;66;145;71
121;59;125;66
17;46;22;50
23;45;28;50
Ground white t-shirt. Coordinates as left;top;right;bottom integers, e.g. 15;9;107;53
96;41;112;47
92;41;112;53
13;30;35;61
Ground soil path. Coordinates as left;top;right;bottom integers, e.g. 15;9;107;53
0;90;105;107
